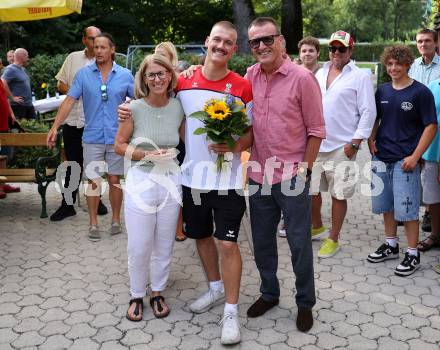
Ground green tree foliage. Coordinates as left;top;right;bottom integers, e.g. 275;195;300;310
0;0;431;60
1;0;232;56
27;54;67;99
253;0;428;42
302;0;333;38
331;0;426;42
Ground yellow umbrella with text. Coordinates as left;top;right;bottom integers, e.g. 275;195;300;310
0;0;82;22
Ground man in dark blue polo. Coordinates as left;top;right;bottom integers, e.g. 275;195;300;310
48;33;134;241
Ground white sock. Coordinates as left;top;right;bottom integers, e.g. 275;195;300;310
407;247;418;256
386;237;397;248
209;280;224;292
224;302;238;315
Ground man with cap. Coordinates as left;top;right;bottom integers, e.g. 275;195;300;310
311;30;376;258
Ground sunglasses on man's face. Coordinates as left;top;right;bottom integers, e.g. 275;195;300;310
100;84;108;101
248;34;281;49
328;46;349;54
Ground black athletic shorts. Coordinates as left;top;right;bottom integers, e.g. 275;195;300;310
182;185;246;242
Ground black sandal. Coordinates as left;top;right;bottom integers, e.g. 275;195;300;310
150;295;170;318
126;298;143;322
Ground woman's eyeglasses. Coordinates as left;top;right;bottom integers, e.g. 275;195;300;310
144;71;168;81
248;34;281;49
328;46;349;54
100;84;108;101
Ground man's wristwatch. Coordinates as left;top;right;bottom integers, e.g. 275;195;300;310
298;165;312;180
350;143;360;150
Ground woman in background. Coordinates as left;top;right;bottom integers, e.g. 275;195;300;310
154;42;187;242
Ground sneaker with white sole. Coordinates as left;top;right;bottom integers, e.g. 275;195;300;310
88;225;101;242
110;222;122;235
317;238;340;258
189;288;225;313
278;224;286;237
311;226;327;241
220;312;240;345
394;252;420;276
367;242;399;263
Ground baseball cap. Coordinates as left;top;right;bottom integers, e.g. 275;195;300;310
329;31;354;47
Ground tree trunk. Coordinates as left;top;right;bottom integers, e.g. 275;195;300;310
393;0;399;41
281;0;302;54
232;0;254;55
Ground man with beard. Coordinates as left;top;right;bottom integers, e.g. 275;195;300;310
49;26;109;221
47;33;134;241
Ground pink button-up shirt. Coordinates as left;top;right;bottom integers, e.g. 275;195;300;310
245;58;326;185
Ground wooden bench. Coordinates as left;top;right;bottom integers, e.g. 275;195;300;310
0;131;62;218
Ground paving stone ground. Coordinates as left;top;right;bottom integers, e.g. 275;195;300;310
1;147;440;349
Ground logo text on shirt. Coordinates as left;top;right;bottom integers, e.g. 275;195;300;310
401;101;413;111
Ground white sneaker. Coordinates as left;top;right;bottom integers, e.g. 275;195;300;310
189;288;225;313
220;312;240;345
278;225;287;237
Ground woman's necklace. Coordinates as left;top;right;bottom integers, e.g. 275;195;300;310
144;98;168;119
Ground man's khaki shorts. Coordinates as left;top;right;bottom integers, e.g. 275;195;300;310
83;143;124;179
310;146;359;200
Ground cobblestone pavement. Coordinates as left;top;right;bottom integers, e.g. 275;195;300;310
1;147;440;349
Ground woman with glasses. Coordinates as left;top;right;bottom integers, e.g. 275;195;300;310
154;42;187;242
115;54;184;321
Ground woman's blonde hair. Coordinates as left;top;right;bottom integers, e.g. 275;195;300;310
134;54;177;99
154;41;178;67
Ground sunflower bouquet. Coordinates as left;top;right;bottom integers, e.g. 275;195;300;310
189;95;249;172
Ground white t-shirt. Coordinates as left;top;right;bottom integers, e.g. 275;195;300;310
315;60;376;152
55;50;94;128
175;68;253;190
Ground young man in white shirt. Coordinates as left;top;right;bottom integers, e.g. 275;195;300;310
311;31;376;258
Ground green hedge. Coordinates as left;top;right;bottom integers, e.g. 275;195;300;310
27;54;67;100
26;52;257;89
8;119;54;169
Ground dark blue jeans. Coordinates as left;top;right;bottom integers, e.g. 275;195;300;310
249;176;316;309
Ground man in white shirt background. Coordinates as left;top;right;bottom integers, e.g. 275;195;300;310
311;30;376;258
50;26;109;221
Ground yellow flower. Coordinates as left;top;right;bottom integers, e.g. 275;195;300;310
205;101;230;120
203;98;218;111
41;83;47;89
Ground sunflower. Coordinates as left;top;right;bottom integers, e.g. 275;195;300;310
205;101;230;121
41;82;47;89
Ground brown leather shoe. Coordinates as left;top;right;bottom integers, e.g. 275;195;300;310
296;307;313;332
247;297;279;318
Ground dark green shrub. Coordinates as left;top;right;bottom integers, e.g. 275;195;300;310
27;54;67;99
8;119;54;169
229;55;257;77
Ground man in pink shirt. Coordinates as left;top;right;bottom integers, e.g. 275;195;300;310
245;17;325;332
